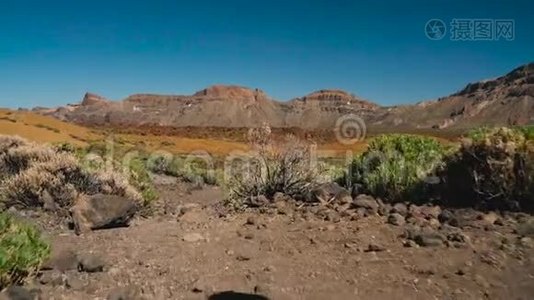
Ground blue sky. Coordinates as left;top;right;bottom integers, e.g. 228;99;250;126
0;0;532;108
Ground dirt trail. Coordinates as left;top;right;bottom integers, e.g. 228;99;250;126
35;182;534;300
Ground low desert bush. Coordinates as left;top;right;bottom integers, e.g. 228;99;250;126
225;125;318;209
0;135;142;210
147;154;220;185
442;127;534;211
75;141;158;206
348;134;446;203
125;157;158;205
0;212;50;288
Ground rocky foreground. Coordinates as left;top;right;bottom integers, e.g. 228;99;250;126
2;179;534;300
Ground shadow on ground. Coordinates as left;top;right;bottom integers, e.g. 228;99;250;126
208;291;270;300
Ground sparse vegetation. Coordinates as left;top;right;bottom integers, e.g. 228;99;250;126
0;212;50;288
147;154;221;186
347;134;446;203
225;125;319;209
0;116;17;123
0;135;142;210
442;127;534;212
34;124;60;133
75;141;158;206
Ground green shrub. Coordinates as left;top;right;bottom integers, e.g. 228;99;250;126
348;134;446;203
126;157;158;206
518;125;534;140
147;154;220;186
0;213;50;288
442;127;534;211
225;126;318;209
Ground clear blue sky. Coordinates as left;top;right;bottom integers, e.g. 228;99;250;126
1;0;532;108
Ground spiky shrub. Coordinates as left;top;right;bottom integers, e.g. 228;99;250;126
442;127;534;211
0;212;50;288
225;125;318;209
349;134;446;203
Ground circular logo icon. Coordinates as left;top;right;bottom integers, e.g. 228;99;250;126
425;19;446;40
334;114;366;145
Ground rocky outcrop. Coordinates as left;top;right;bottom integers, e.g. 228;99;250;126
193;85;268;101
80;93;110;107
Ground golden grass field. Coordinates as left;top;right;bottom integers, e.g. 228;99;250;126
0;109;371;157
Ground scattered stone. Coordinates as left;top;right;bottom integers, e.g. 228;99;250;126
517;220;534;237
325;211;341;223
438;210;455;224
309;182;350;204
403;240;418;248
391;203;408;216
428;218;441;228
0;286;34;300
447;232;469;244
414;233;445;247
41;249;79;271
244;233;254;240
325;224;336;231
107;286;142;300
456;268;466;276
353;195;379;214
70;194;137;235
365;243;386;252
236;254;251;261
183;233;205;243
249;195;270;207
402;225;421;240
78;254;105;273
419;205;441;219
65;276;85;290
178;203;200;216
479;212;499;225
378;203;391;216
387;213;405;226
245;216;257;225
274;201;291;215
354;207;368;218
405;216;421;225
38;271;65;286
519;237;533;248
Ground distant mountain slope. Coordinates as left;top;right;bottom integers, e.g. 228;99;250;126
36;63;534;131
373;63;534;129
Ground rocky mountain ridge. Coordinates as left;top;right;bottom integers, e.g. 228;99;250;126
37;63;534;131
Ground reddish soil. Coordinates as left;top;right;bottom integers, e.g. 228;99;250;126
30;180;534;300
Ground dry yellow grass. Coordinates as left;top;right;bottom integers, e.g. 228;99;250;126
4;109;453;158
0;109;251;156
0;109;100;146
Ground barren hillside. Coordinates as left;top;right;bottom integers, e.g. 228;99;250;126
35;63;534;132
